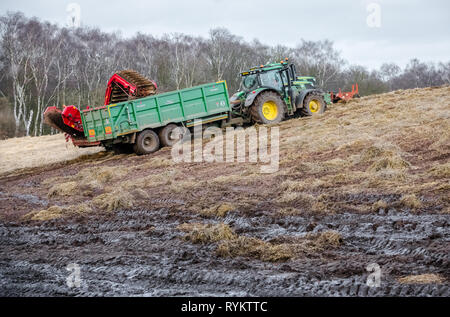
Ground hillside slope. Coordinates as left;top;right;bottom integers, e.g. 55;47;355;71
0;86;449;296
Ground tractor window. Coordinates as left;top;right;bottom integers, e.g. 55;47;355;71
259;71;282;90
281;71;288;85
242;75;257;90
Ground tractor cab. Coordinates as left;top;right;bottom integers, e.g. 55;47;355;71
239;60;292;92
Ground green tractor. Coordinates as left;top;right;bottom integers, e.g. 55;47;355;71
229;58;331;124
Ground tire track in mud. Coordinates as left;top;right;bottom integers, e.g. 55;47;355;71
0;207;448;296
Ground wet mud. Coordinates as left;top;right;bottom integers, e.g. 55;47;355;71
1;204;448;296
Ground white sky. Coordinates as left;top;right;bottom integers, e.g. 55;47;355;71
1;0;449;70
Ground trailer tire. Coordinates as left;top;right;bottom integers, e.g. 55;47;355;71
159;124;184;147
133;129;160;155
250;91;285;124
301;93;326;116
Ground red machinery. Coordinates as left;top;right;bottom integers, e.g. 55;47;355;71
43;70;157;147
330;83;360;103
104;70;157;106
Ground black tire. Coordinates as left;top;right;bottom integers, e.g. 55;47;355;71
250;91;285;124
159;124;184;147
133;129;160;155
301;93;326;116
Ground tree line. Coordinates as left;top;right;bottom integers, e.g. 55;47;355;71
0;11;449;138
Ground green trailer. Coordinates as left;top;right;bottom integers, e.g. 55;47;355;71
80;81;232;154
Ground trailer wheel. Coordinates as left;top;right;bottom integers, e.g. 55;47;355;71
133;129;160;155
159;124;184;147
250;91;285;124
301;93;326;116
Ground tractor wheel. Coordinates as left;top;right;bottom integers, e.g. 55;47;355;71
133;129;160;155
301;93;326;116
250;92;285;124
159;124;184;147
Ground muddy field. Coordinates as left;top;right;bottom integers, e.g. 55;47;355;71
0;86;449;296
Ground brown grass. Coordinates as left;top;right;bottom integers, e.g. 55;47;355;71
428;162;450;178
217;236;293;262
178;221;342;262
47;181;78;197
24;202;94;221
177;223;235;244
398;274;446;284
372;200;388;212
92;190;134;211
134;157;174;170
42;165;132;198
0;134;102;176
367;155;411;172
26;206;63;221
200;203;236;217
398;194;422;209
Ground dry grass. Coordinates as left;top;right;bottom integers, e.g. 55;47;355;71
428;162;450;178
276;86;450;214
24;202;94;221
398;194;422;209
217;236;293;262
372;200;388;212
47;181;78;197
311;230;343;248
397;274;446;284
200;203;236;217
177;223;235;244
367;155;411;172
26;206;63;221
178;221;342;262
43;165;131;197
134;157;174;170
169;179;198;193
92;190;134;211
0;134;102;176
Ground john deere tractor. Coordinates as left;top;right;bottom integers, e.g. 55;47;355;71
229;58;331;124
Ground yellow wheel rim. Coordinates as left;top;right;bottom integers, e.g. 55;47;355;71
309;100;321;113
262;101;278;121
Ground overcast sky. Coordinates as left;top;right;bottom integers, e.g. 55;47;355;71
1;0;449;70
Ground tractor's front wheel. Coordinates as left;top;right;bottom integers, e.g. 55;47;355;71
250;92;285;124
133;129;160;155
301;93;326;116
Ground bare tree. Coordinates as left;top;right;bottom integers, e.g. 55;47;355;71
294;39;345;88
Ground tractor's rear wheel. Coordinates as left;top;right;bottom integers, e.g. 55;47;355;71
301;93;326;116
133;129;160;155
250;92;285;124
159;124;184;147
